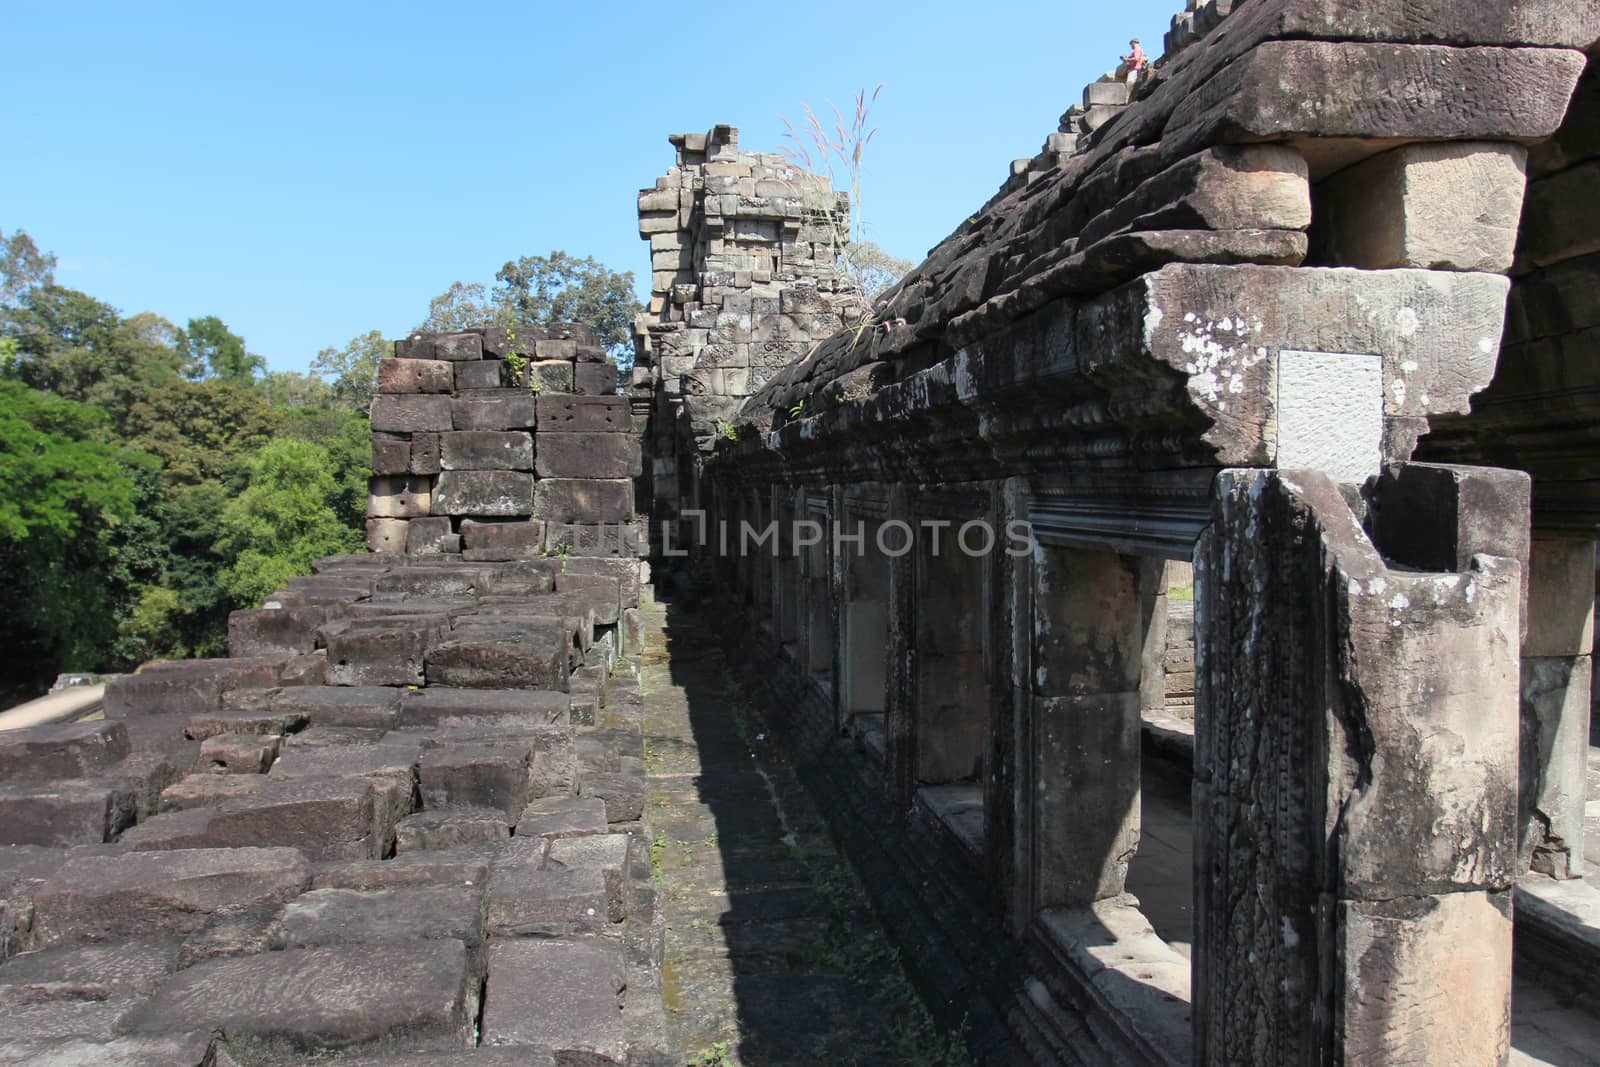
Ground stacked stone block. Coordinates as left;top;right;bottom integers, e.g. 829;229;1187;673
368;324;643;560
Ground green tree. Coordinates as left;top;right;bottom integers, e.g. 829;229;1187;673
494;252;641;361
418;252;643;369
843;240;915;301
311;329;386;412
2;284;189;428
216;439;364;607
0;228;56;310
124;379;283;487
417;281;501;334
179;315;264;385
261;370;335;409
0;380;144;689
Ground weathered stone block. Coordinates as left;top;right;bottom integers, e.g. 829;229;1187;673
425;632;570;691
394;808;510;852
271;685;403;729
485;867;619;937
118;941;476;1053
515;795;608;839
453;358;503;390
367;474;433;519
405;515;455;555
410;432;441;475
0;781;138;846
439;430;533;471
270;885;487;949
433;470;535;517
579;772;646;824
378;357;453;394
197;731;280;774
1312;142;1528;272
0;938;182;1001
371;432;411;475
555;573;623;624
0;721;129;783
534;479;633;524
419;743;531;819
397;688;571;730
158;773;266;812
185;708;306;740
31;847;310;945
536;395;630;432
452;390;535;431
543;522;645;558
573;361;619;396
366;518;408;555
313;851;492;892
528;360;574;393
433;332;484;361
393;336;435;360
369;394;453;433
481;938;626;1059
1525;537;1597;657
458;518;546;560
535;433;641;479
228;606;325;656
325;618;445;687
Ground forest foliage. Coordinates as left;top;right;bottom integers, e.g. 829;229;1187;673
0;227;639;700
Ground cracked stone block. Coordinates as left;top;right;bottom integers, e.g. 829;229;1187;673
118;941;477;1055
405;516;455;555
186;709;307;745
30;847;310;945
325;618;446;687
0;721;129;783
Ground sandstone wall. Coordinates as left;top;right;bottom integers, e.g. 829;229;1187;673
367;325;645;561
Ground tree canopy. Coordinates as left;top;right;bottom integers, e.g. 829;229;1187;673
418;251;643;367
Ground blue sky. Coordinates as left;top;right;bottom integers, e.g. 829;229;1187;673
3;0;1183;373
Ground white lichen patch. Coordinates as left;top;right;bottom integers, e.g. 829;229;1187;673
1178;314;1268;410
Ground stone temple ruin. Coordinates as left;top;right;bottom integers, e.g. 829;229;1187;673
0;0;1598;1063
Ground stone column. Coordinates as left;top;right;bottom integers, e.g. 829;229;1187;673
1028;543;1148;908
1194;466;1525;1066
884;485;918;812
1522;536;1597;879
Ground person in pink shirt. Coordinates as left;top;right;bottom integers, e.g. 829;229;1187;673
1122;38;1149;84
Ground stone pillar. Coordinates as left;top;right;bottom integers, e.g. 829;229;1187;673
914;536;986;785
884;486;918;812
1028;543;1147;908
1138;561;1170;716
840;515;890;724
1522;536;1596;879
1194;466;1525;1066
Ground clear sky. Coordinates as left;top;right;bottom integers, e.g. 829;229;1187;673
2;0;1184;373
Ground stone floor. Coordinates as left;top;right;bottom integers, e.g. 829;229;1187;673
640;599;968;1066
